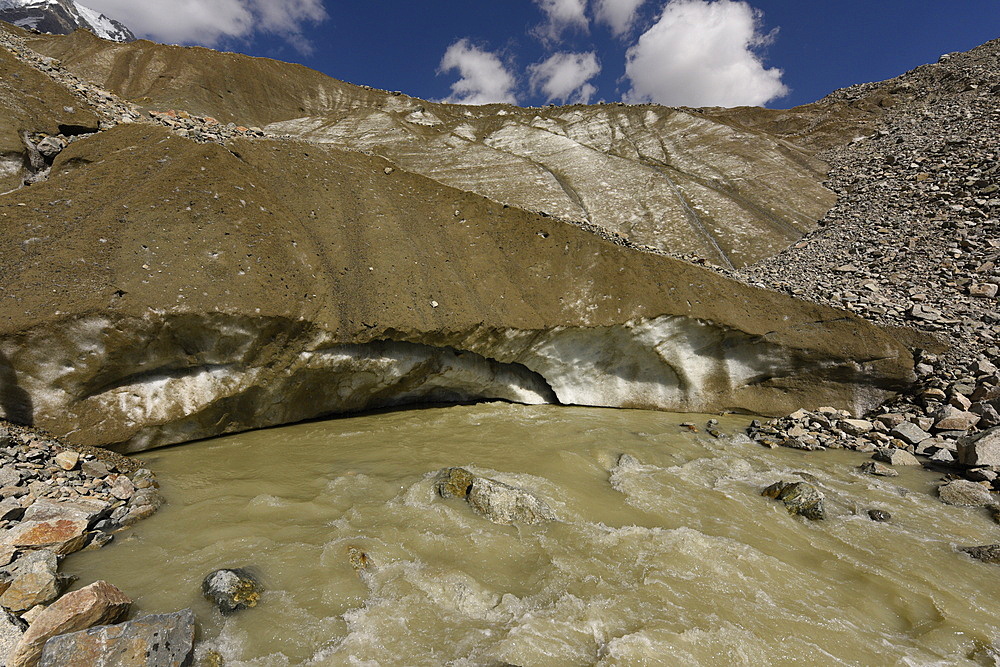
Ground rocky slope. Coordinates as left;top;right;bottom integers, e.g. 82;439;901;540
0;21;919;452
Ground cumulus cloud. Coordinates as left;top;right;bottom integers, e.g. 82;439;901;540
533;0;589;42
623;0;788;107
438;39;518;105
84;0;327;53
529;52;601;104
594;0;647;36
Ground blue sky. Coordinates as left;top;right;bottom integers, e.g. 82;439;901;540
86;0;1000;109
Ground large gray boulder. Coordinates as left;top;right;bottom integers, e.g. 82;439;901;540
38;609;195;667
435;467;556;526
467;477;556;526
957;426;1000;466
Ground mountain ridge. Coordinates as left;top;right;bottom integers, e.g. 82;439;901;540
0;0;132;42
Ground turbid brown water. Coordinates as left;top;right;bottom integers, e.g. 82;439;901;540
66;403;1000;665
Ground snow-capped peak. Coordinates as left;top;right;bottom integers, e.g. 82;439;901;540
0;0;135;42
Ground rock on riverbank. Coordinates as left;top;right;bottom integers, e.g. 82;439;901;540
0;421;164;666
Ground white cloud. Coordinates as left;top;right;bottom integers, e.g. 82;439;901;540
83;0;327;53
438;39;518;105
529;52;601;104
533;0;589;42
595;0;646;36
623;0;788;107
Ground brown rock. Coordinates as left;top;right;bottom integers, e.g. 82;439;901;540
8;580;131;667
0;519;89;556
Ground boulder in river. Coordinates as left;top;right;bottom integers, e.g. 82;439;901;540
867;509;891;522
961;544;1000;564
37;609;195;667
202;568;262;614
435;467;475;499
435;467;556;525
762;481;826;520
858;461;899;477
467;477;556;526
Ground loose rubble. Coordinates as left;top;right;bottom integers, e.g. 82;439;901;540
738;41;1000;508
0;421;164;666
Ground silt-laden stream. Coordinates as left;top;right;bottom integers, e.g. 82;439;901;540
66;403;1000;665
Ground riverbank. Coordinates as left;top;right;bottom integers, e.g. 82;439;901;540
0;419;178;665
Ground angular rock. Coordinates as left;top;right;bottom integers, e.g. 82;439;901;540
762;481;826;520
0;551;68;613
8;580;131;667
929;448;955;463
933;405;979;432
37;609;195;667
434;467;475;500
957;426;1000;466
467;477;556;526
202;568;261;614
1;517;89;557
53;452;79;471
873;448;921;466
938;479;994;506
839;419;873;436
858;460;899;477
890;422;931;445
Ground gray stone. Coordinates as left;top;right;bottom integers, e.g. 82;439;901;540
958;426;1000;466
858;460;899;477
891;422;931;445
873;447;921;466
38;609;195;667
81;460;110;478
0;467;23;487
202;568;262;614
35;136;66;159
839;419;873;436
467;477;556;526
1;609;27;667
762;481;826;520
938;479;994;506
929;448;955;463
